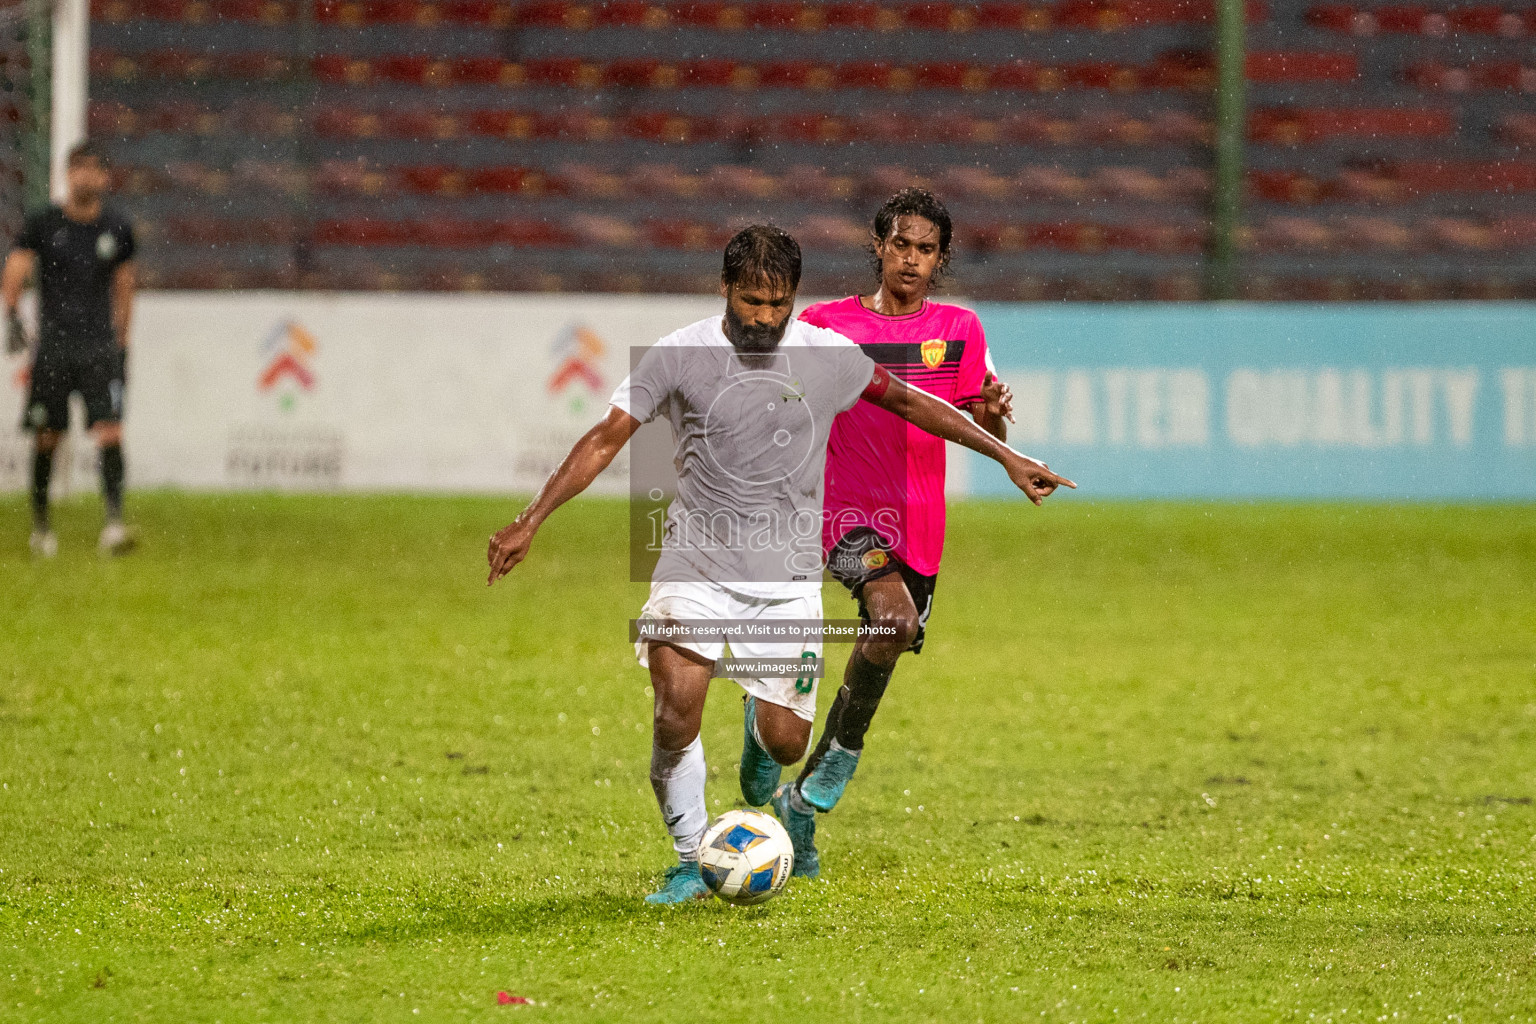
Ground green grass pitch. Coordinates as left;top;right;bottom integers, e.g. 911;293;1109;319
3;493;1535;1022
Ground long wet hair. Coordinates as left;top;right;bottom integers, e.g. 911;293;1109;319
721;223;802;294
868;187;954;282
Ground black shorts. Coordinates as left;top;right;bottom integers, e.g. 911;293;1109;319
24;350;125;431
826;526;938;655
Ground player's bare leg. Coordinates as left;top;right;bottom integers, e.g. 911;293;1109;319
93;420;134;556
740;687;815;806
800;574;917;808
644;641;714;904
648;641;812;902
29;428;60;558
774;574;918;877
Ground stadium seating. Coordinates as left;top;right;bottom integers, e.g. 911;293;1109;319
82;0;1536;297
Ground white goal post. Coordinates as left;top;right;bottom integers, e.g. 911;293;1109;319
50;0;86;200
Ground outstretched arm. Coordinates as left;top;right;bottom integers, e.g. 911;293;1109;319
487;405;641;584
863;368;1074;505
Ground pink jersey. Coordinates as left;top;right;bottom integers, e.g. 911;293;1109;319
802;296;992;577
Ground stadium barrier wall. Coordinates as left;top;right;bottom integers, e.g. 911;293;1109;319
1;295;1532;499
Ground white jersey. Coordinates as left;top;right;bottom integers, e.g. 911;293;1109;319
610;315;877;600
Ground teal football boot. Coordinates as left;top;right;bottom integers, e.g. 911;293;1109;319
738;695;782;807
799;744;861;812
644;861;711;905
771;783;820;879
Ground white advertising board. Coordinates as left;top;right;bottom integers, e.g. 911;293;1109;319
1;292;723;495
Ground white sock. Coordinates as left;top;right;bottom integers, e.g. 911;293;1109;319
829;737;861;757
650;736;707;861
788;783;814;816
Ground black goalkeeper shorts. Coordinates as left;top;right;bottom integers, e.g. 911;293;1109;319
24;350;125;431
826;526;938;655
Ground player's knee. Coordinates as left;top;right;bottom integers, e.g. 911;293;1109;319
651;704;698;750
34;431;61;453
764;723;811;766
868;610;919;653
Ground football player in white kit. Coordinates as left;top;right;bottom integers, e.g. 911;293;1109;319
487;225;1072;903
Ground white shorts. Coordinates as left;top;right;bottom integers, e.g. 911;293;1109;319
634;581;823;722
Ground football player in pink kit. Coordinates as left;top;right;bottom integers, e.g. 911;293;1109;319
767;189;1035;877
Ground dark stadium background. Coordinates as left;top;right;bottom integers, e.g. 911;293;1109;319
6;0;1534;301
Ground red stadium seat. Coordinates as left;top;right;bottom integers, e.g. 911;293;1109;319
745;2;803;30
443;0;513;24
791;215;868;249
1064;60;1141;90
987;61;1043;90
975;2;1053;30
314;159;393;196
1249;169;1330;203
314;219;415;246
398;165;468;195
312;55;372;85
706;165;781;200
471;109;560;140
1306;2;1530;35
1498;113;1536;145
383;109;461;139
758;61;819;89
471;166;560;195
415;218;496;247
566;214;639;247
671;2;747;29
826;1;885;28
604;58;664;89
515;0;583;27
905;2;978;31
311;106;371;138
591;1;663;26
1246;50;1357;83
780;165;856;200
488;219;576;246
645;218;731;250
937;166;1013;201
836;61;895;90
1390;160;1536;193
1250;107;1455;143
621;110;700;142
1471;61;1536;90
524;56;601;88
89;100;140;136
1492;217;1536;249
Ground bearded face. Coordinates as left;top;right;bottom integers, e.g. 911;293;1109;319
723;301;791;353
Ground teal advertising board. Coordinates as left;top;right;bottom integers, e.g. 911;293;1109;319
968;304;1536;499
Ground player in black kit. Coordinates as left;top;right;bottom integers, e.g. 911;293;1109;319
3;142;137;557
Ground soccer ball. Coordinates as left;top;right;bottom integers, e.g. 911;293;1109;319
698;809;794;906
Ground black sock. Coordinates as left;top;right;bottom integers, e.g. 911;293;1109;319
100;443;125;522
795;686;850;790
832;650;894;751
795;651;897;791
31;447;53;531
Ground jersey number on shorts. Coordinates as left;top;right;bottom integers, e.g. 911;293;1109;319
794;650;816;694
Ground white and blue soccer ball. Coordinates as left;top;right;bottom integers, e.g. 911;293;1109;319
698;809;794;906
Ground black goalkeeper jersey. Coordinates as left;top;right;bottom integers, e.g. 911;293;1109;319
16;205;136;359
